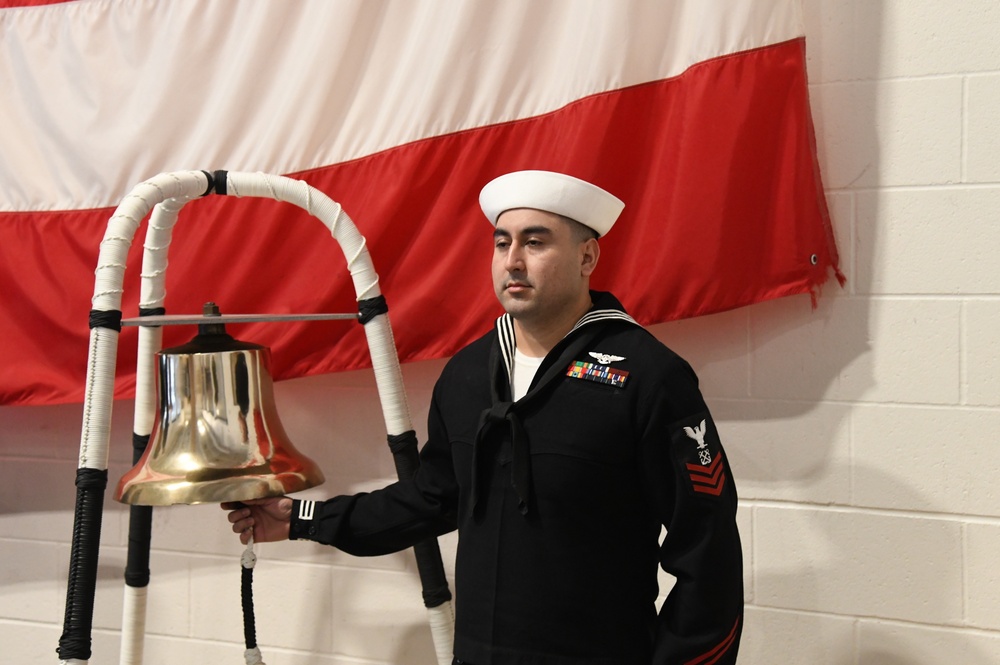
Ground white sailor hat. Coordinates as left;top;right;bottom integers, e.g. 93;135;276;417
479;170;625;237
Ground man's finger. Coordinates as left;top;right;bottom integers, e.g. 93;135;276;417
226;508;250;524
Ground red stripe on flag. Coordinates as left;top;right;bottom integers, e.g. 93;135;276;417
0;1;71;7
0;38;839;406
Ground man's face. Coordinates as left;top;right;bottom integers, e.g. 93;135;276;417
491;208;596;326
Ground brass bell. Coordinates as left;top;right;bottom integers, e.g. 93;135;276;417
116;307;324;506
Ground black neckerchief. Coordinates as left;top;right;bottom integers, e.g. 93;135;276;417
470;292;639;516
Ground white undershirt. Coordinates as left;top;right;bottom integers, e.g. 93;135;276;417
511;348;545;401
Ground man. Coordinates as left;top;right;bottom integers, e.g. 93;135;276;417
225;170;744;664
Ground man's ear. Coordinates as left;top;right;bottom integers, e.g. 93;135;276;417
580;238;600;277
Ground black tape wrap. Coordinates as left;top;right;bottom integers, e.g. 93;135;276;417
214;170;228;195
241;566;258;650
388;430;420;479
124;433;153;588
122;310;162;588
89;309;123;332
385;431;453;607
358;295;388;325
413;538;453;607
57;468;109;660
200;170;215;197
364;298;454;608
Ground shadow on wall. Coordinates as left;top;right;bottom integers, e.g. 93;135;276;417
662;0;884;487
663;3;997;664
656;2;970;663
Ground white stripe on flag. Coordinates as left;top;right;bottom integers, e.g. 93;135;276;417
0;0;804;211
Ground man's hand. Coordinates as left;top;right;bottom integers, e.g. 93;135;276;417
222;496;293;545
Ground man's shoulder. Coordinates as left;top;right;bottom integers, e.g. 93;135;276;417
589;291;689;364
453;327;494;361
436;328;494;384
599;319;676;356
596;322;696;379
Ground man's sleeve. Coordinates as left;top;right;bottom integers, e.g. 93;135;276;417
288;387;459;556
638;358;744;665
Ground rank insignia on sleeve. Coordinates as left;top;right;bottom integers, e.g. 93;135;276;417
566;360;629;388
671;415;727;497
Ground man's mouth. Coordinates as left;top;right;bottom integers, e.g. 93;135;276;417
505;281;531;293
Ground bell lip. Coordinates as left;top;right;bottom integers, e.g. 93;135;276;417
114;469;326;506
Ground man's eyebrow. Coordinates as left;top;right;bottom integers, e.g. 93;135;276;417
494;225;554;239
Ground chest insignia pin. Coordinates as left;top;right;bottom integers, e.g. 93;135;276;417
588;351;625;365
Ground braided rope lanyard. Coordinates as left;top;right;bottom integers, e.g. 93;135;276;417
240;531;265;665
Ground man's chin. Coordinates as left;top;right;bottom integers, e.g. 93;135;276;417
498;295;534;318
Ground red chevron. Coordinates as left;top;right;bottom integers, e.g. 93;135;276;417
688;458;724;486
686;453;726;495
692;471;726;496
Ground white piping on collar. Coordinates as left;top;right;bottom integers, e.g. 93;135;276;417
494;308;638;381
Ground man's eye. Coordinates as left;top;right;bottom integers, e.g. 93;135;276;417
495;240;509;249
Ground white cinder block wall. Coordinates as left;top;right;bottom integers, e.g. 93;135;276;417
2;1;999;662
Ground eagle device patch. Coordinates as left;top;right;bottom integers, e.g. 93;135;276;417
671;415;727;497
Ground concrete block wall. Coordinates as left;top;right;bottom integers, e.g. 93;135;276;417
2;0;999;662
716;0;1000;662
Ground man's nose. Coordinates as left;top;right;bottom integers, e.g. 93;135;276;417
504;243;525;271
